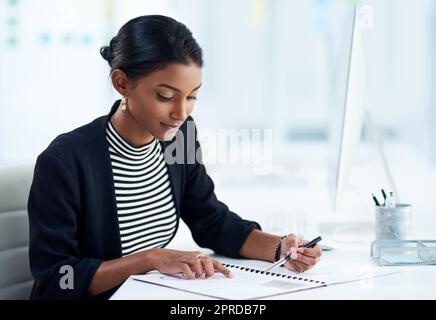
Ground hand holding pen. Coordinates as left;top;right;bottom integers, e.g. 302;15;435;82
265;236;322;273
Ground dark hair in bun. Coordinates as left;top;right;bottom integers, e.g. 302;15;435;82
100;15;203;81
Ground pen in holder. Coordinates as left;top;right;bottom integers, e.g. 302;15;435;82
374;203;413;240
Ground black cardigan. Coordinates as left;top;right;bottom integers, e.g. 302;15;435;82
27;100;261;300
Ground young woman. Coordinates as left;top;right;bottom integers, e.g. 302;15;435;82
28;15;321;300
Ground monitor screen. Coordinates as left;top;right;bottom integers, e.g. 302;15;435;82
328;5;366;211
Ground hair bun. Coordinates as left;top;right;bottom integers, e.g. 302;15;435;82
100;45;112;62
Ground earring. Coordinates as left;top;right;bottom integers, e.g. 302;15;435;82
121;97;128;113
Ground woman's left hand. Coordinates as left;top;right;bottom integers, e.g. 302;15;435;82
280;234;322;273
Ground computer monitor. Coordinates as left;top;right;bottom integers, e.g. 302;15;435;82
328;5;398;214
328;5;366;212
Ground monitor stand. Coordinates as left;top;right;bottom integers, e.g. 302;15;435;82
365;109;400;202
319;109;400;246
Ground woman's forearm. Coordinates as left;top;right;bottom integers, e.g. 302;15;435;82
89;230;282;295
89;248;156;296
239;229;281;262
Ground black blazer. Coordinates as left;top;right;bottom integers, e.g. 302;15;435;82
27;100;260;300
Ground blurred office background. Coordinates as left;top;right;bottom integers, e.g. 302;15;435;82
1;0;435;240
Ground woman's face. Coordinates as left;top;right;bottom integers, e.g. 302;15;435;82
125;62;202;141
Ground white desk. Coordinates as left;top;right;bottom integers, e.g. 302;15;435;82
110;242;436;300
111;143;436;300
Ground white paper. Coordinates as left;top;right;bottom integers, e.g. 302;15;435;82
132;266;326;300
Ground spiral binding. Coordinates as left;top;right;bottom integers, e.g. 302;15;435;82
221;263;326;285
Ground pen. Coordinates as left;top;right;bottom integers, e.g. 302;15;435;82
381;189;387;206
385;191;396;208
372;193;380;206
264;236;322;272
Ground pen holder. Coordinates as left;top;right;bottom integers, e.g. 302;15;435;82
375;204;412;240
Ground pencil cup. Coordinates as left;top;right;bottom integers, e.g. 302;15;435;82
375;204;412;240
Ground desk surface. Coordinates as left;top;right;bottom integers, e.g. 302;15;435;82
110;243;436;300
111;148;436;300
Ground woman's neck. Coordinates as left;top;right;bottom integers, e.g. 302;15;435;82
110;106;154;148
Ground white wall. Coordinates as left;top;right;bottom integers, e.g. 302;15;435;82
1;0;435;168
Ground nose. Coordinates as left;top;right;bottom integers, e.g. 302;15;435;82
170;100;187;121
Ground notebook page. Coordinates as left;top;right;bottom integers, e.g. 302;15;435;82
132;265;325;300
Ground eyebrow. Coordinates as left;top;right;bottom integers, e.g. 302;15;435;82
157;83;202;93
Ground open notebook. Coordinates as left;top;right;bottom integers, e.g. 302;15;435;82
132;262;399;300
132;264;323;300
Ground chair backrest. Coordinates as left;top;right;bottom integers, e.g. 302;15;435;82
0;164;34;299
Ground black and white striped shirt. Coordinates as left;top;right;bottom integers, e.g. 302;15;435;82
106;121;178;256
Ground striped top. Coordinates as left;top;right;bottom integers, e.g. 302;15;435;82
106;121;178;256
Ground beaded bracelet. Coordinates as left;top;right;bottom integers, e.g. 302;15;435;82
274;235;287;262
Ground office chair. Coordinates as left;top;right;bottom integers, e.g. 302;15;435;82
0;164;34;299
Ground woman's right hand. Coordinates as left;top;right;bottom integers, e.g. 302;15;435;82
148;248;233;279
